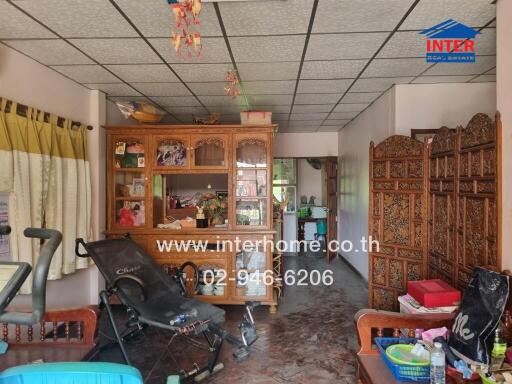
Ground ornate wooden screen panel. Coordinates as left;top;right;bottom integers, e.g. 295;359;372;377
428;127;458;285
369;136;429;310
456;113;499;289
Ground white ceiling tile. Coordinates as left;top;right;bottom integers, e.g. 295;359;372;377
159;115;181;124
290;113;328;121
106;64;179;82
400;0;496;30
115;1;222;37
166;106;208;115
470;74;496;83
151;96;201;107
238;62;300;81
188;82;225;96
130;82;191;97
50;65;119;83
411;75;475;84
342;92;381;103
174;114;196;123
244;81;296;95
207;106;243;114
301;60;367;79
230;35;305;63
475;28;496;56
322;119;351;126
0;2;56;39
272;113;290;121
108;96;150;103
198;95;246;107
85;83;140;96
70;38;159;64
246;105;291;114
351;77;413;92
306;33;388;60
13;0;138;38
149;37;230;64
313;0;415;33
329;112;359;119
3;39;93;65
363;58;430;77
248;95;293;106
288;120;322;127
485;67;496;75
219;0;313;36
172;63;233;82
378;31;424;58
422;55;495;76
219;114;242;123
334;103;369;112
292;104;334;113
297;80;352;94
294;93;341;104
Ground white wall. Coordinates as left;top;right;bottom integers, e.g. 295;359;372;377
297;159;324;206
338;88;396;279
395;82;496;134
497;0;512;270
274;132;338;157
338;82;497;280
0;43;112;309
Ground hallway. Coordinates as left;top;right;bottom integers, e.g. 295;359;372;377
95;253;368;383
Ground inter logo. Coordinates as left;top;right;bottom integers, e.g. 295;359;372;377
420;19;480;63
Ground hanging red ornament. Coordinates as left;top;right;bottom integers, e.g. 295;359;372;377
224;70;240;99
168;0;202;60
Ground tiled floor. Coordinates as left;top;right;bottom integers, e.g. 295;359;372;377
94;252;368;383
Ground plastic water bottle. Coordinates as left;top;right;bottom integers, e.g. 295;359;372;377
430;342;446;384
169;308;198;326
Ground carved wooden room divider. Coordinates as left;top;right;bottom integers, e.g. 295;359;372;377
428;113;501;289
428;127;458;286
368;136;429;310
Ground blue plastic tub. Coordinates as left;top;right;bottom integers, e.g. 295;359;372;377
0;362;143;384
375;337;430;382
316;219;327;235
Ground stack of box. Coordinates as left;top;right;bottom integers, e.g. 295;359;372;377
399;279;460;315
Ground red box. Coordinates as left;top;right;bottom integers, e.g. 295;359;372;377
407;279;461;308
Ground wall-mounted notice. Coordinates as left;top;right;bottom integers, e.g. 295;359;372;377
0;193;10;261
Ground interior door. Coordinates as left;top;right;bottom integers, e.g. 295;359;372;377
326;157;338;262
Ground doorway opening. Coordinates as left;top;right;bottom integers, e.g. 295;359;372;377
273;157;338;261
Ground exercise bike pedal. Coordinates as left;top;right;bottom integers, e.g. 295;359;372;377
233;347;250;362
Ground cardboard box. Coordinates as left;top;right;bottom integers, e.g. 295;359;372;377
240;111;272;125
407;279;461;308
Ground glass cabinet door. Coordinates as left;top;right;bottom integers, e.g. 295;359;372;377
191;135;228;169
154;136;189;168
234;246;268;298
112;137;146;228
234;134;269;228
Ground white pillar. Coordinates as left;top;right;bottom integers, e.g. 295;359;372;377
497;0;512;270
87;90;107;303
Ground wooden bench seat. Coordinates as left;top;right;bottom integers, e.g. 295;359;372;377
0;307;99;370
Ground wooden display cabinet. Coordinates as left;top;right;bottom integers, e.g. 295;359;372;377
105;124;278;312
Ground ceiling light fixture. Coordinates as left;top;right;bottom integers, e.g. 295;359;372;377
167;0;202;60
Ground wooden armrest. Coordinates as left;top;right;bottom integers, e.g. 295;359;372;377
355;309;455;354
2;306;99;346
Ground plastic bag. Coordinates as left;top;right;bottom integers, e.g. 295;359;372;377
449;267;509;367
115;101;166;123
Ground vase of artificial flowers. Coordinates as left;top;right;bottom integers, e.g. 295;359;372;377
204;195;227;226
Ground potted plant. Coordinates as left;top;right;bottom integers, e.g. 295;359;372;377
204;194;227;226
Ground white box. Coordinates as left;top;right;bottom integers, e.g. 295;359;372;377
240;111;272;125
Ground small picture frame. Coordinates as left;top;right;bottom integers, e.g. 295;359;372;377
115;142;126;155
216;190;228;199
137;156;145;168
132;179;145;197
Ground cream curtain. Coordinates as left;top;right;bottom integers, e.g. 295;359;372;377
0;98;92;291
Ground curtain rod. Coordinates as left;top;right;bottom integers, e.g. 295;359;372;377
3;100;94;131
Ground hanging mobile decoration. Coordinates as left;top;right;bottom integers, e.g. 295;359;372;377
167;0;202;60
224;70;240;99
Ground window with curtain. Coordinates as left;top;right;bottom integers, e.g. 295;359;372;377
0;98;92;292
